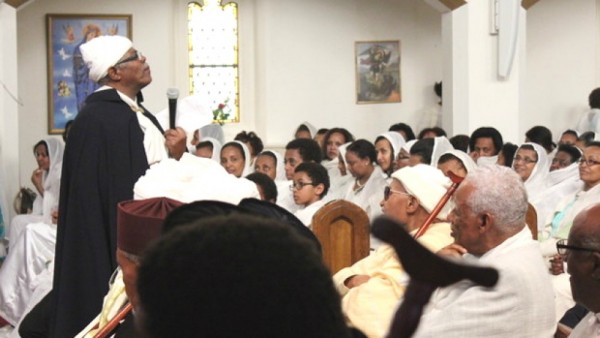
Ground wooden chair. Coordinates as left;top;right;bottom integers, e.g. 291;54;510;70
311;200;370;275
526;203;538;240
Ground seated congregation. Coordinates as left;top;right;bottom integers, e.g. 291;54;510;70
5;37;600;336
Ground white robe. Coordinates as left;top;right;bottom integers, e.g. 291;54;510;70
333;222;452;338
343;166;387;222
569;312;600;338
343;166;387;250
530;163;582;234
413;227;556;338
0;222;56;326
294;199;327;228
7;138;63;245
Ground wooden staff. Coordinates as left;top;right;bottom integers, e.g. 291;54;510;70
413;171;463;239
93;302;133;338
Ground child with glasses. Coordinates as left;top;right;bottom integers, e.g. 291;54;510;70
291;163;330;228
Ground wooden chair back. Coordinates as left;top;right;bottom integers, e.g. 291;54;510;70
526;202;538;240
311;200;370;274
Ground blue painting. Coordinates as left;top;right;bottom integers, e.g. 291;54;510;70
46;14;131;134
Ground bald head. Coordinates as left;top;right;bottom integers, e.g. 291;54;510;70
567;204;600;312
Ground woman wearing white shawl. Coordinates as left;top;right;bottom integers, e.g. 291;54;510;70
294;121;317;139
436;149;477;178
537;143;600;319
342;140;386;223
8;138;64;244
255;150;286;182
512;142;550;203
431;136;454;167
220;141;253;177
327;142;354;201
0;138;64;325
255;150;289;203
374;132;406;180
531;155;583;234
195;137;222;162
395;139;416;170
408;136;453;167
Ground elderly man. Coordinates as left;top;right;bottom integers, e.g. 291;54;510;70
332;164;454;338
413;165;555;337
557;203;600;337
51;35;186;337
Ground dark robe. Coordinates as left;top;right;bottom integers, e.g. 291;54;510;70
50;88;162;338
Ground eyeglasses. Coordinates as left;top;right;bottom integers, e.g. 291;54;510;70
577;158;600;167
513;156;537;164
290;181;315;191
383;186;411;201
114;50;143;66
556;239;600;258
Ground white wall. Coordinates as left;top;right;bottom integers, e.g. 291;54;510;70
522;0;599;141
251;0;442;146
16;0;443;187
17;0;177;188
0;3;19;225
15;0;600;188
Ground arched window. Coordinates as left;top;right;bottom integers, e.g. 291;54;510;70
188;0;239;123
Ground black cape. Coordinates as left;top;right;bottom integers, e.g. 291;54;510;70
50;89;162;338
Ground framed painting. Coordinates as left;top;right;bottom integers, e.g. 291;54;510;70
355;40;401;104
46;14;132;134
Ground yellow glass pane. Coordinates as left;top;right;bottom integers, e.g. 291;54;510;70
188;1;239;123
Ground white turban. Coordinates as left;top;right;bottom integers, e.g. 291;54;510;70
80;36;133;82
391;164;453;219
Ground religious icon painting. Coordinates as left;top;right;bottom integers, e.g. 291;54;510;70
46;14;132;134
355;40;401;104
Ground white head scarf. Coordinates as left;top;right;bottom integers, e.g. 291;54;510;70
80;36;133;82
258;150;286;182
337;142;352;175
199;124;225;145
431;136;454;166
221;141;253;177
402;139;417;153
516;142;550;201
439;149;477;174
198;137;222;162
376;132;406;162
298;122;317;138
37;137;64;219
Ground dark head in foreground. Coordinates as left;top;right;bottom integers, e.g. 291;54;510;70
136;214;353;338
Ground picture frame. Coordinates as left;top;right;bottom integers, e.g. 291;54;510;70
46;14;132;134
355;40;401;104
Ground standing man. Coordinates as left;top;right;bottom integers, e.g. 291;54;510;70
413;165;555;337
559;203;600;337
51;35;186;338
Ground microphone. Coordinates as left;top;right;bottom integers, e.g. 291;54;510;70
166;88;179;130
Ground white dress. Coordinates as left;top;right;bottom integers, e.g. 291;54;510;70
0;222;56;326
7;138;63;245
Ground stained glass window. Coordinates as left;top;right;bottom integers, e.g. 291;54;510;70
188;0;239;123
